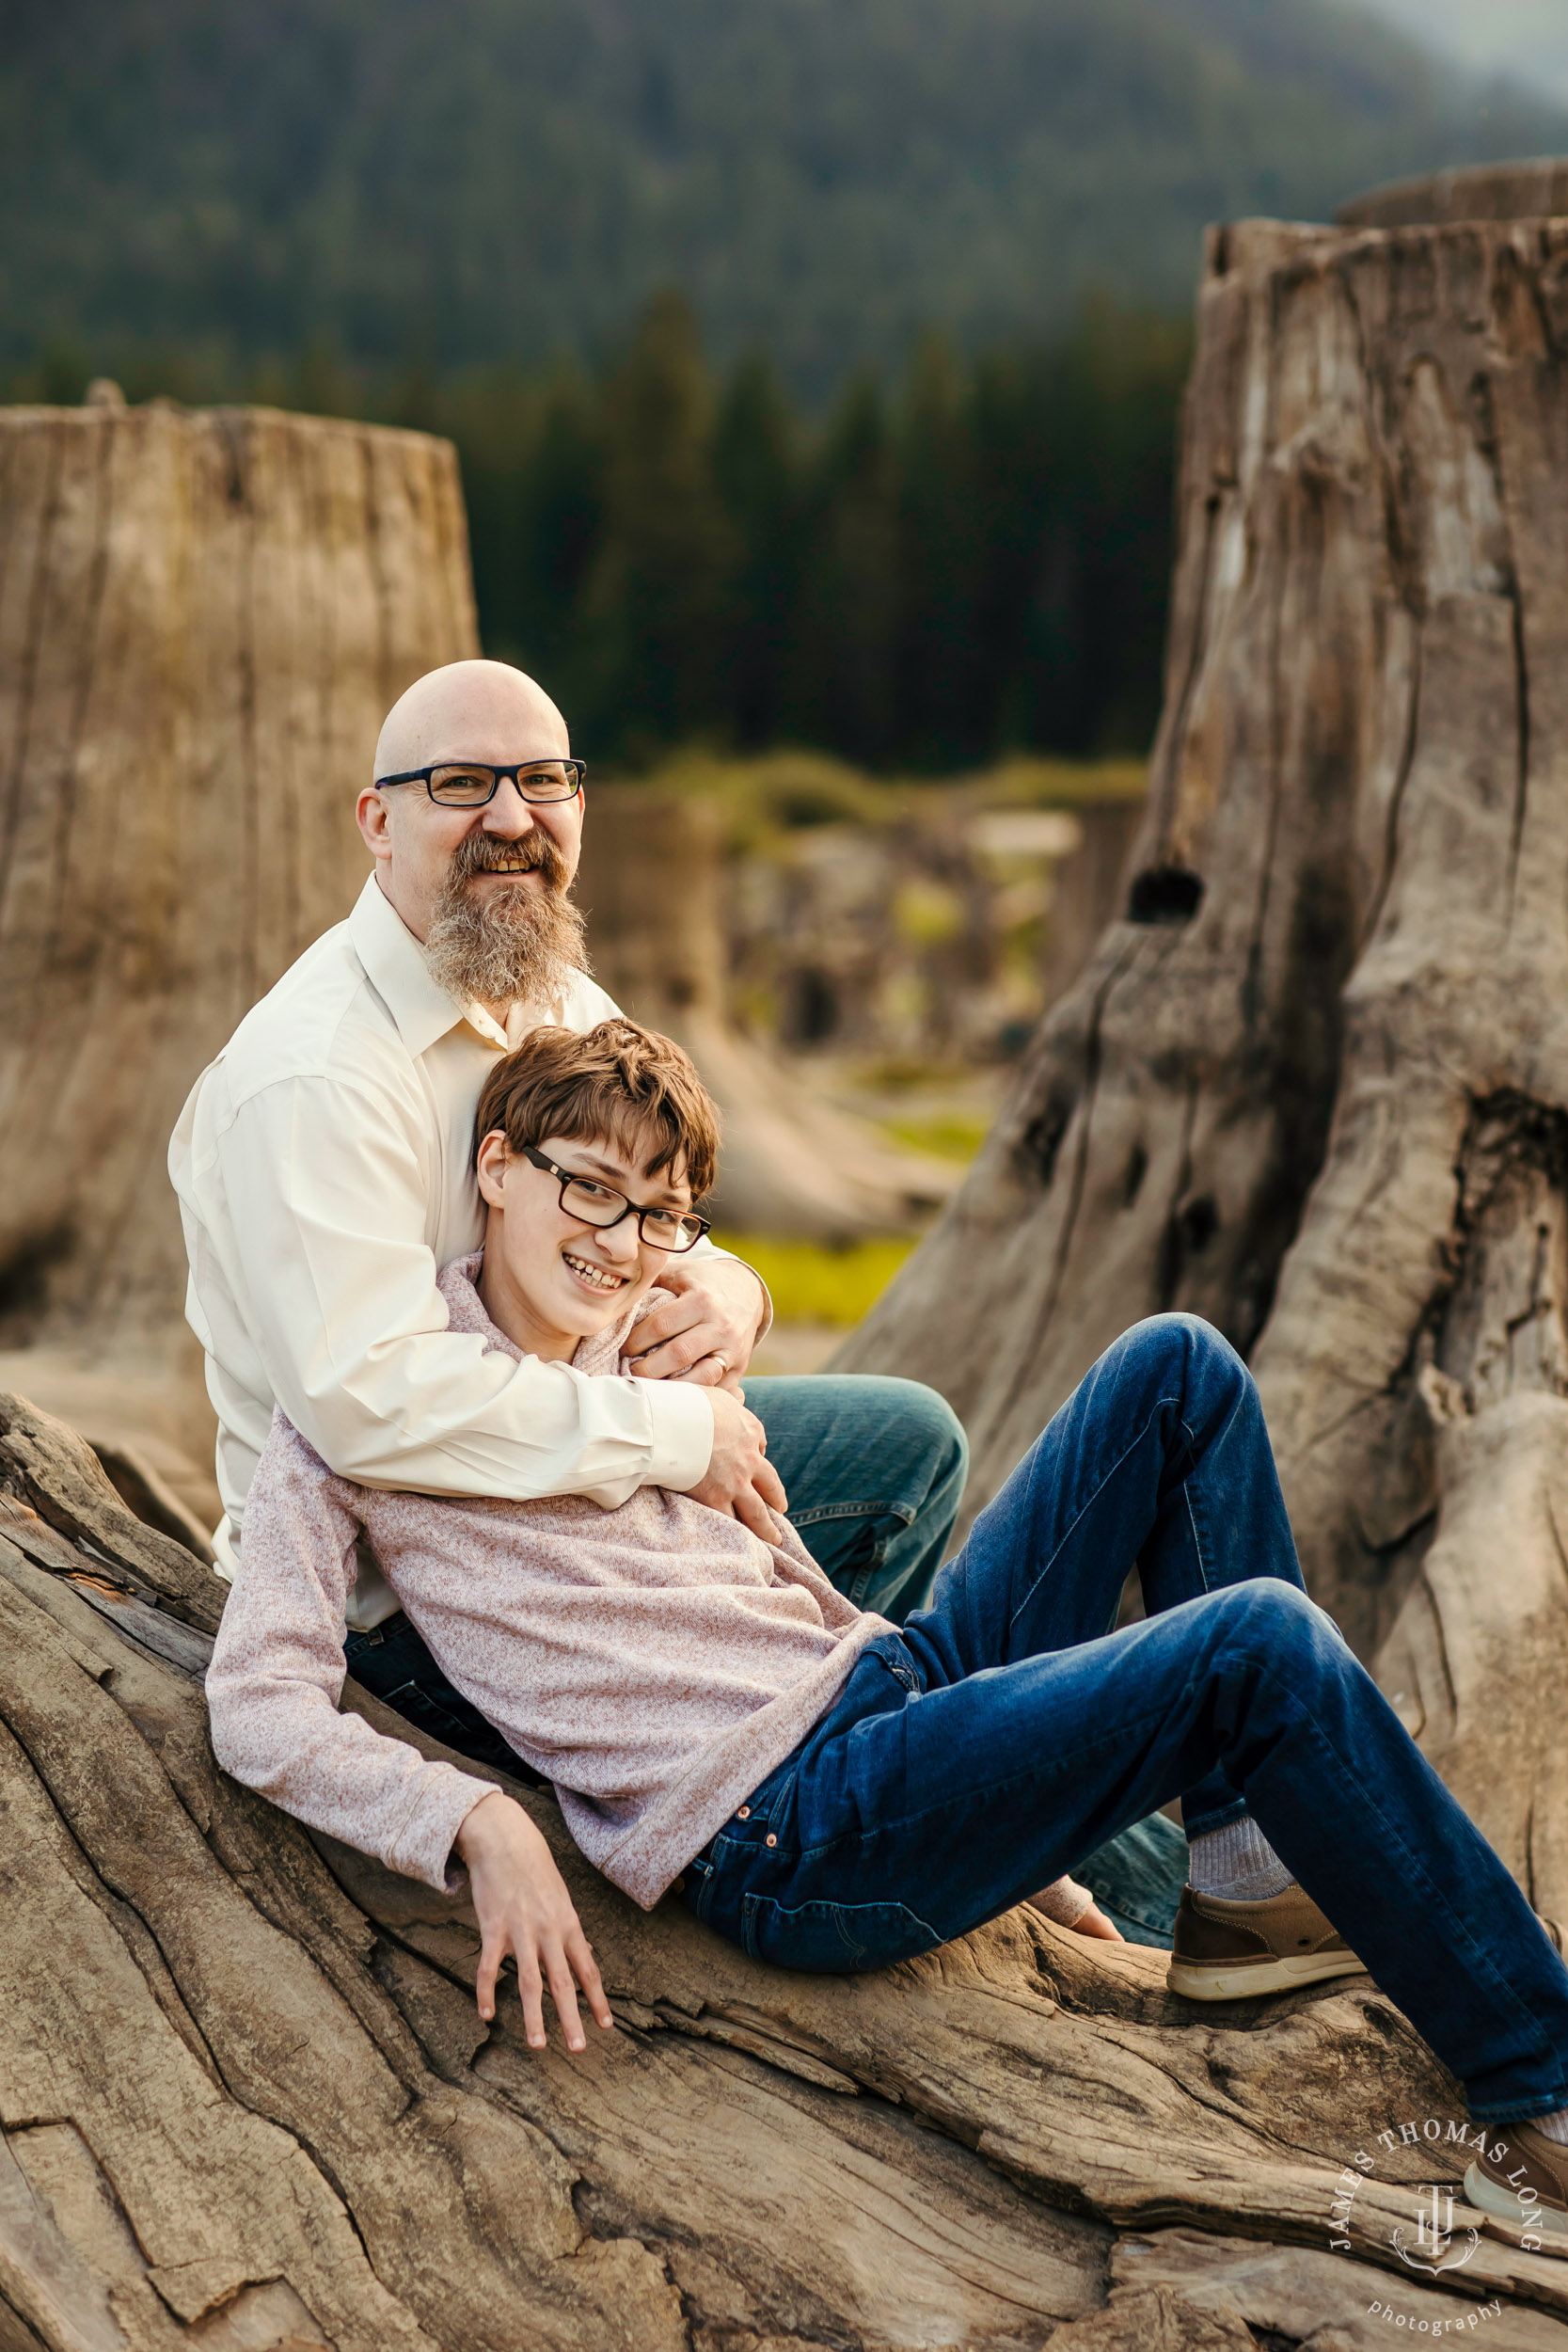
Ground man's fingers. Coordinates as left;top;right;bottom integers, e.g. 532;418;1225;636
733;1486;783;1544
629;1327;710;1378
568;1931;614;2031
1071;1901;1126;1942
753;1458;787;1512
626;1298;701;1359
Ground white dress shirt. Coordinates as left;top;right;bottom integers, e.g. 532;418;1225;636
170;875;759;1629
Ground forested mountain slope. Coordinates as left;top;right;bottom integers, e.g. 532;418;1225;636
4;0;1565;391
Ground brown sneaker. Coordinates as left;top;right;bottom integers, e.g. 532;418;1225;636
1464;2121;1568;2258
1165;1881;1369;2000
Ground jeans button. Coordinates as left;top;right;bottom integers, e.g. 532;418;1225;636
737;1805;750;1819
766;1834;777;1848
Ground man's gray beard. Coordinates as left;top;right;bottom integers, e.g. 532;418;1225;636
423;854;590;1010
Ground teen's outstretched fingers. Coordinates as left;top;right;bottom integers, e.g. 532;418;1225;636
454;1789;615;2049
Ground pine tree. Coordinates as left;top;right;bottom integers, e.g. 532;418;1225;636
713;352;800;749
586;290;736;759
783;370;899;768
894;332;981;769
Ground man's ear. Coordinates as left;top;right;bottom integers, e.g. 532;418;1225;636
475;1129;511;1210
356;786;394;863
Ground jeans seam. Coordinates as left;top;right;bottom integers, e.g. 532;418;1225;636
789;1501;919;1528
741;1887;944;1954
1178;1414;1211;1591
1005;1391;1186;1636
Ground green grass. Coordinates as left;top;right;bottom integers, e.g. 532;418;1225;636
712;1233;918;1325
876;1111;991;1164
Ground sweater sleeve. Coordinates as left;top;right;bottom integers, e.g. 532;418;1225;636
205;1413;497;1892
1030;1876;1098;1929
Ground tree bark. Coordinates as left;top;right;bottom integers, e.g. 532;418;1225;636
0;400;478;1351
837;190;1568;1927
3;1389;1564;2349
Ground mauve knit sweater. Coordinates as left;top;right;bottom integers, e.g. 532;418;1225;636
206;1253;1093;1924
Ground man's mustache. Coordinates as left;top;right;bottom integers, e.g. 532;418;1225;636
451;831;570;891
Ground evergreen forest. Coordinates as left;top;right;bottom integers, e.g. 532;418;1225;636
7;0;1564;767
444;294;1192;770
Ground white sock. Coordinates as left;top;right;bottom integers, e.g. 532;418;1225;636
1188;1812;1294;1902
1536;2108;1568;2144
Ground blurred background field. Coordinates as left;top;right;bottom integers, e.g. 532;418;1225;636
585;744;1150;1365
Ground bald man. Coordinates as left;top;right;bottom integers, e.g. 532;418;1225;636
168;660;977;1780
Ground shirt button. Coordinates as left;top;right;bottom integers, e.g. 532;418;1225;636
766;1834;777;1848
736;1805;750;1819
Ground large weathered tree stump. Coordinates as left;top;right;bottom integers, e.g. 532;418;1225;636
0;398;477;1342
3;1390;1566;2349
0;400;478;1523
840;179;1568;1929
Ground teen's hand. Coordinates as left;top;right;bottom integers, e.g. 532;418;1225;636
454;1789;614;2049
687;1386;788;1542
1069;1900;1126;1942
625;1257;766;1391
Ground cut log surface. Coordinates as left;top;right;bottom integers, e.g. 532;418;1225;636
1;1391;1564;2349
838;183;1568;1929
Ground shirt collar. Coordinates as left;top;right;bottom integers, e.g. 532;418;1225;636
348;874;523;1060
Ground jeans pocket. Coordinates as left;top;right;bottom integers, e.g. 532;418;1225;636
380;1677;473;1751
739;1894;940;1973
682;1853;715;1926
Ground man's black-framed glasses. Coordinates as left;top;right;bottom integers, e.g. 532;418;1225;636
521;1145;710;1252
375;758;587;807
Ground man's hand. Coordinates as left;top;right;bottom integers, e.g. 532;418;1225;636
1069;1899;1125;1942
454;1789;614;2049
626;1256;766;1391
687;1386;788;1542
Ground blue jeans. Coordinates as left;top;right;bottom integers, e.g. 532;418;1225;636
683;1315;1568;2123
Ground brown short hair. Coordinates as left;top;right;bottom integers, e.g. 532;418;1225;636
473;1019;720;1199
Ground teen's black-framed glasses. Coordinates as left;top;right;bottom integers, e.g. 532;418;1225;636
374;758;587;807
521;1145;710;1252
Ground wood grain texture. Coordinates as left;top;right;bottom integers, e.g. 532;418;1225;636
0;403;478;1350
2;1393;1565;2348
837;204;1568;1926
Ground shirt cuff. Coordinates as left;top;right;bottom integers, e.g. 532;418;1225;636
212;1513;241;1584
644;1376;716;1492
